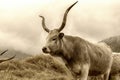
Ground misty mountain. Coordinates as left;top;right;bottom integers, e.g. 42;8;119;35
0;49;31;60
100;35;120;52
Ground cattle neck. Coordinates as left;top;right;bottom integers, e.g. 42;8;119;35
60;35;75;61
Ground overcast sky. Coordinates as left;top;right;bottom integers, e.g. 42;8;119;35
0;0;120;55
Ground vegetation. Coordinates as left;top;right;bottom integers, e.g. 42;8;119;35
0;54;119;80
0;54;73;80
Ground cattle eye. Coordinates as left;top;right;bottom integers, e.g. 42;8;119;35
52;38;57;41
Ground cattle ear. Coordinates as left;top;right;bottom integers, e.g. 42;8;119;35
59;33;64;39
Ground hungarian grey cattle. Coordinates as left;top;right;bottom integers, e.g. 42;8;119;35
109;53;120;80
40;1;113;80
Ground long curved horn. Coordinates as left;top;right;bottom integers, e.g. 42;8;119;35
39;16;50;33
0;50;8;56
0;55;16;63
58;1;78;32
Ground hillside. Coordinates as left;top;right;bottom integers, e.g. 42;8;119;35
100;35;120;52
0;53;119;80
0;54;73;80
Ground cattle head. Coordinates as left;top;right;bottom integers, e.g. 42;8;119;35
40;1;78;54
0;50;15;63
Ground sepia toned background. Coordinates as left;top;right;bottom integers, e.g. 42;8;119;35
0;0;120;55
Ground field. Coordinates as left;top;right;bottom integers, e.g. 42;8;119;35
0;54;119;80
0;54;73;80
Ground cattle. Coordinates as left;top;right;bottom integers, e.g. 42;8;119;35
88;53;120;80
109;53;120;80
88;52;120;80
0;50;15;63
40;1;113;80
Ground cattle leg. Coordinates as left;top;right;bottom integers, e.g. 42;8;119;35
78;64;89;80
103;68;111;80
109;74;120;80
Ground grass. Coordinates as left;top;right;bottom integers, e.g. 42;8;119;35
0;54;73;80
0;54;119;80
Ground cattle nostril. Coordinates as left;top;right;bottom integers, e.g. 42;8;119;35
42;47;47;52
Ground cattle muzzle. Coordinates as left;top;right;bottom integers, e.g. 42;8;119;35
42;47;51;53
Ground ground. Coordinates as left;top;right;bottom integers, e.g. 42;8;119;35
0;54;119;80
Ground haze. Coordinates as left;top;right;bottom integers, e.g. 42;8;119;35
0;0;120;55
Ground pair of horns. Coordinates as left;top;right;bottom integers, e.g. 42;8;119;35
39;1;78;32
0;50;15;63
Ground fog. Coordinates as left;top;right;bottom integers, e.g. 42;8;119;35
0;0;120;55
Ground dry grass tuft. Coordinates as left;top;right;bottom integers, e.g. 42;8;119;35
0;54;73;80
0;54;120;80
